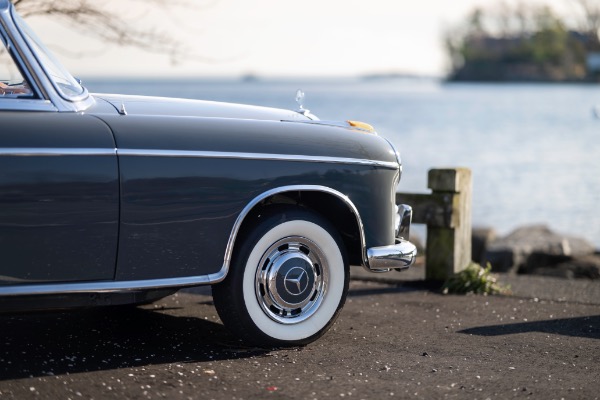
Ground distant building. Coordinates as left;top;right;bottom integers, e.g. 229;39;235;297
587;52;600;79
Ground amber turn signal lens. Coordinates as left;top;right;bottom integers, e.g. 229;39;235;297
346;120;376;134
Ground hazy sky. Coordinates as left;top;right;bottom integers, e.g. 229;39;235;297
25;0;575;78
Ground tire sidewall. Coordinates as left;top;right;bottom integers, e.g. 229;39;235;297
230;210;349;345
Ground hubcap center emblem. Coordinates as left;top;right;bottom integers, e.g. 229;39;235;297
283;266;309;296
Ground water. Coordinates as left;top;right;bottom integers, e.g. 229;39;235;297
85;78;600;248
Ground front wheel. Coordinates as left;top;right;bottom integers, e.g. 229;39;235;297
213;207;349;347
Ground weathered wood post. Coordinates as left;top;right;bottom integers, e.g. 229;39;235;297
425;168;472;280
396;168;472;281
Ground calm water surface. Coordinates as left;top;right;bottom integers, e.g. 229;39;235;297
86;78;600;247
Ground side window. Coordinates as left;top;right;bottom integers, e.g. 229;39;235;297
0;40;33;98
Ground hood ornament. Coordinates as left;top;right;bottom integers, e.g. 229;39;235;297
119;102;127;116
295;89;306;112
294;89;318;120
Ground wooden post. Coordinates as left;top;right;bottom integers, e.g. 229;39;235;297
425;168;472;281
396;168;472;281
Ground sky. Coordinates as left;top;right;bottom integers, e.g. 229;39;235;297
24;0;577;78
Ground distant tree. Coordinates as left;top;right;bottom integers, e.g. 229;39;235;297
528;6;584;75
10;0;198;63
445;3;587;81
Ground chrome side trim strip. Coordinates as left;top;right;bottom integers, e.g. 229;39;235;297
219;185;369;280
0;271;225;296
0;148;116;156
118;149;399;169
0;148;399;169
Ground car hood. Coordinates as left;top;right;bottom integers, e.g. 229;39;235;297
94;94;311;122
90;93;400;170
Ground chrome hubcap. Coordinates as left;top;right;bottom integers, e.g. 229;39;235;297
255;236;328;324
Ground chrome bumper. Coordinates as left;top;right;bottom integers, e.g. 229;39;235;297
366;239;417;272
366;204;417;272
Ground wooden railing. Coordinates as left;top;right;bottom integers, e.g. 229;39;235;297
397;168;472;281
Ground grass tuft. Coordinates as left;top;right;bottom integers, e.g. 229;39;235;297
442;262;510;295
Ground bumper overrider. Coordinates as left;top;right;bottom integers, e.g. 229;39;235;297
366;204;417;272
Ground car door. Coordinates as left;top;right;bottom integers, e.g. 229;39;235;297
0;41;119;285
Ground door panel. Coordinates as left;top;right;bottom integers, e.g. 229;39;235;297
0;112;119;284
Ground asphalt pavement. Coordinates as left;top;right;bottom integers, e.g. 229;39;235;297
352;262;600;306
0;266;598;399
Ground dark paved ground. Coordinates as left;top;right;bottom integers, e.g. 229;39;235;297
0;266;599;399
353;263;600;306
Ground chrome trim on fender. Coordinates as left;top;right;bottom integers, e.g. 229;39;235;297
0;272;224;297
221;185;369;280
117;149;399;169
366;239;417;272
383;137;402;177
0;148;116;156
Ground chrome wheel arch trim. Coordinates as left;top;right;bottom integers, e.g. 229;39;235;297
220;185;369;280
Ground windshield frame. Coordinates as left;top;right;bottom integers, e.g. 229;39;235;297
0;30;35;97
11;7;87;102
0;6;58;111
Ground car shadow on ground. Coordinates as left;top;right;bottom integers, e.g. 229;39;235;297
347;279;441;298
458;315;600;340
0;306;267;381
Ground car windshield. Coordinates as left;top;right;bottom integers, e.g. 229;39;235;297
12;10;84;99
0;38;33;98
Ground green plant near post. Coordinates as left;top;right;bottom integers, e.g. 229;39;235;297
442;262;510;295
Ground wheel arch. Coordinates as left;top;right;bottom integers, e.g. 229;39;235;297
221;185;367;281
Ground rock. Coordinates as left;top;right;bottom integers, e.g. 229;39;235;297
472;227;497;263
483;225;596;274
527;266;575;280
550;255;600;280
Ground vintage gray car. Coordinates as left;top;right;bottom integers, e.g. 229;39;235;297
0;0;416;346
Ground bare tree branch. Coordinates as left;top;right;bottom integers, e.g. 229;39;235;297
569;0;600;35
10;0;214;64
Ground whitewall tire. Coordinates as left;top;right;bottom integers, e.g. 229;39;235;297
213;207;349;347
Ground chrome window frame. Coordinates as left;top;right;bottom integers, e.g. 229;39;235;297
0;7;54;111
11;8;86;101
0;1;93;112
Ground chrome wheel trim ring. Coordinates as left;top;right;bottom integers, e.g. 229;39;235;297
255;236;329;325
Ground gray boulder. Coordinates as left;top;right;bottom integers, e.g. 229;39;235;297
472;226;497;263
483;225;596;274
548;255;600;280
